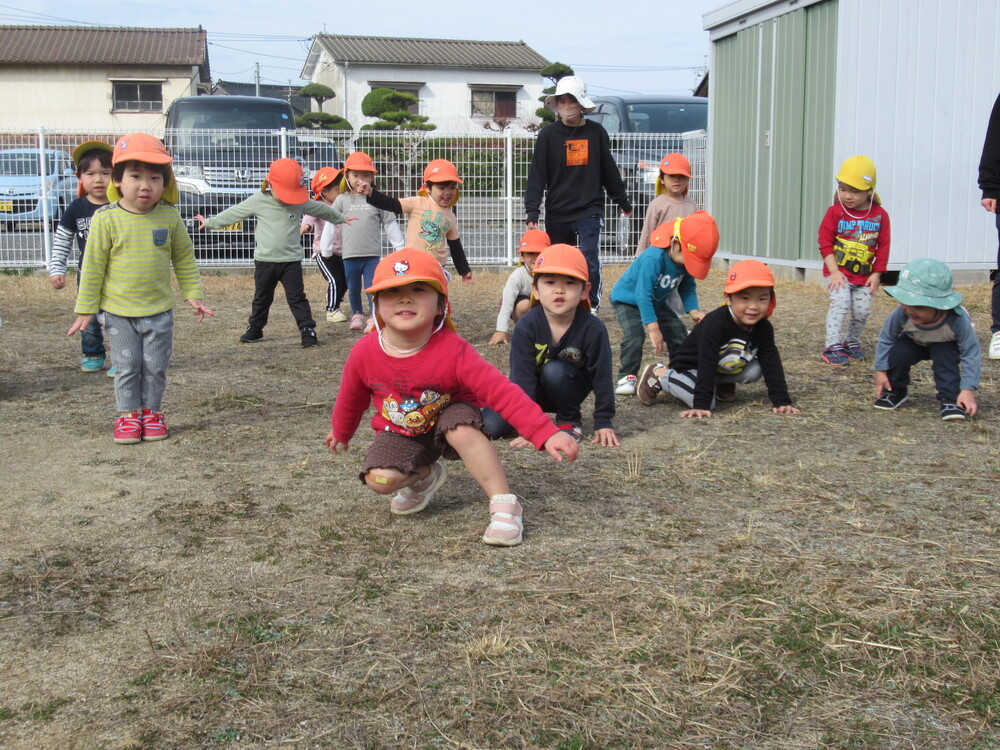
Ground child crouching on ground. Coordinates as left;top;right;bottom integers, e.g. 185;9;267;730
484;244;619;447
873;257;980;420
325;249;578;547
610;211;719;395
68;133;214;443
637;259;800;418
488;228;550;345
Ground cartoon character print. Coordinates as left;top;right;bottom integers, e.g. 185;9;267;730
394;260;409;276
379;389;452;435
418;210;450;251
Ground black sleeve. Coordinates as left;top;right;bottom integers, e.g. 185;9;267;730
754;322;793;407
582;318;616;430
979;92;1000;200
366;187;402;215
523;129;549;224
598;126;633;214
448;238;471;277
508;313;542;400
690;316;727;411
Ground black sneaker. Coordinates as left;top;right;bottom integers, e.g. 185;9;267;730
939;402;966;421
300;327;319;347
239;326;263;343
873;389;909;410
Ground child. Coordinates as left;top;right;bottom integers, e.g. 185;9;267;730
637;259;800;419
361;159;472;283
819;155;891;365
873;257;980;420
325;248;578;547
320;152;404;331
50;140;114;374
67;133;213;444
524;75;632;311
488;228;550;345
195;158;354;347
635;153;698;255
300;166;349;323
609;211;719;395
484;244;619;447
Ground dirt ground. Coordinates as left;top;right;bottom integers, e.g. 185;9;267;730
1;266;998;750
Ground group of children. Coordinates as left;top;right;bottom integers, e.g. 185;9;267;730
52;81;986;544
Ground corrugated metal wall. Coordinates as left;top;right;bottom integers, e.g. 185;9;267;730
710;1;838;264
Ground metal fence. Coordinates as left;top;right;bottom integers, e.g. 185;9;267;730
0;128;707;270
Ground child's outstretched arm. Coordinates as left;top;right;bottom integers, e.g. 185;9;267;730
448;238;473;282
542;431;579;462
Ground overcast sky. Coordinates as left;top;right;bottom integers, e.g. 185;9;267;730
6;0;721;96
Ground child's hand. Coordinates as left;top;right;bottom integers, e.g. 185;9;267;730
679;408;713;419
646;323;665;355
543;431;579;462
508;436;532;449
874;370;891;398
67;314;93;336
827;269;847;290
354;182;371;196
193;214;206;230
343;215;358;225
50;275;66;290
772;405;801;415
325;429;349;453
689;309;704;323
592;427;620;448
489;331;509;346
865;272;882;295
957;389;978;418
461;272;474;284
186;298;215;322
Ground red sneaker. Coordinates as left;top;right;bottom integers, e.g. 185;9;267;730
140;409;169;441
114;412;142;444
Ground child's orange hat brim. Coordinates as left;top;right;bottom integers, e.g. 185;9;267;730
108;133;178;204
264;158;309;204
311;166;343;198
366;249;456;331
531;243;591;310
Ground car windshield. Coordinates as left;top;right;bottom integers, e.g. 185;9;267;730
0;153;58;177
625;102;708;133
170;102;293;131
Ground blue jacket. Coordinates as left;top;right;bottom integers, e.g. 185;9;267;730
609;246;697;323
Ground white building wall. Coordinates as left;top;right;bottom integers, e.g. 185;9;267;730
835;0;1000;268
0;65;202;131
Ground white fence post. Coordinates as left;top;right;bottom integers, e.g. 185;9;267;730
37;128;53;270
505;129;514;265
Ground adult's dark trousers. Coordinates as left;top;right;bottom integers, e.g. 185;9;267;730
249;260;315;331
483;359;592;438
885;336;961;402
546;214;604;310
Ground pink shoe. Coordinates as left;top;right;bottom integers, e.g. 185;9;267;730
482;494;523;546
114;412;142;444
140;409;169;441
349;313;364;331
390;462;448;515
364;316;375;333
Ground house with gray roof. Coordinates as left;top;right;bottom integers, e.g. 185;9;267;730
0;25;209;131
301;34;549;132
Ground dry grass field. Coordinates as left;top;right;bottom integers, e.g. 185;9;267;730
1;265;998;749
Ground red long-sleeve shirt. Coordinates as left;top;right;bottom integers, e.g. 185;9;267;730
817;203;891;285
331;329;559;450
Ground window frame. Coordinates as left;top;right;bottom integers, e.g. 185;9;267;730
111;79;165;113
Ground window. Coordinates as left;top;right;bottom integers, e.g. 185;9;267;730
113;81;163;112
471;89;517;119
368;82;423;115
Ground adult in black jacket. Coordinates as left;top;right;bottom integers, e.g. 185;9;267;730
978;90;1000;358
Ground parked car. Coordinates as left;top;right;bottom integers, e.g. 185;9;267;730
0;148;78;230
165;95;341;258
586;95;708;252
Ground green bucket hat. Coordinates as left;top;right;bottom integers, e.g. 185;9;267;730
884;258;963;311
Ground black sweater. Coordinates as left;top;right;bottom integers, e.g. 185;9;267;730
979;92;1000;201
523;120;632;225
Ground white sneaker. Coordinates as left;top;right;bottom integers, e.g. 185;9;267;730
327;308;348;323
989;331;1000;360
615;374;637;395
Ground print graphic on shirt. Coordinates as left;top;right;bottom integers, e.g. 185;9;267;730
75;217;93;243
533;342;587;369
833;215;882;274
152;229;168;247
380;389;451;435
717;339;756;374
657;272;683;291
419;210;451;251
565;140;589;167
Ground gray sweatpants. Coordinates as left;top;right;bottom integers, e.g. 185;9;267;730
104;310;174;413
661;359;763;410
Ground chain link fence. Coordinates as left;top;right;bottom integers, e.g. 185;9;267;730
0;128;706;271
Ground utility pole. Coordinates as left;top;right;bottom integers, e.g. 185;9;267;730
255;63;261;97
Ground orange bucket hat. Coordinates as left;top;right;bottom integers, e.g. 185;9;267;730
419;159;462;206
655;153;692;195
650;211;719;280
531;243;591;310
107;133;179;204
72;140;113;197
311;166;343;198
366;248;456;331
264;158;309;205
724;259;777;317
339;152;377;193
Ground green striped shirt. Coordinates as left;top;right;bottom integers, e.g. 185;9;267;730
203;191;347;263
74;202;203;316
